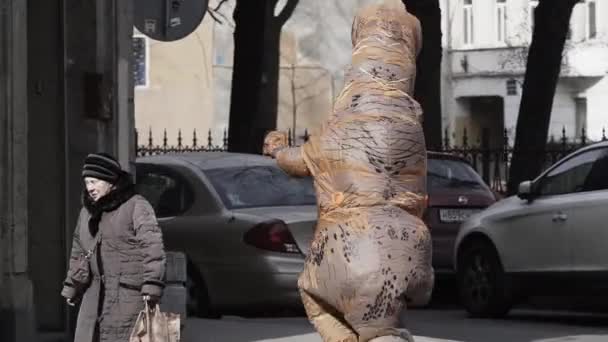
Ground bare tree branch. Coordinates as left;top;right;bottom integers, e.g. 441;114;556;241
294;89;326;108
294;72;329;91
276;0;299;25
207;7;224;24
213;0;229;12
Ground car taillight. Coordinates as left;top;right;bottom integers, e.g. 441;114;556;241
243;220;301;254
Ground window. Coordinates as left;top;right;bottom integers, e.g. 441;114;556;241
135;165;194;217
575;98;587;139
506;79;518;96
538;148;605;196
583;150;608;191
463;0;474;45
586;0;597;39
496;0;507;43
204;165;316;209
133;36;149;88
427;158;487;191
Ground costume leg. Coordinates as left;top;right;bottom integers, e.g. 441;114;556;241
404;228;434;308
339;260;406;342
300;288;358;342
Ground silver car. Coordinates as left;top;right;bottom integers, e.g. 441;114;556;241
135;152;317;317
453;141;608;318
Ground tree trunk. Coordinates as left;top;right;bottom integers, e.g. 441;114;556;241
404;0;443;151
228;0;299;154
506;0;578;195
227;0;266;153
253;18;281;155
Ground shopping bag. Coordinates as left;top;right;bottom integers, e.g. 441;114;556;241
130;300;181;342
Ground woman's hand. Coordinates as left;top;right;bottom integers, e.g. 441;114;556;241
143;294;161;306
66;297;77;306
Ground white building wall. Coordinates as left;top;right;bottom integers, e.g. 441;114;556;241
549;83;578;139
586;77;608;140
442;0;608;145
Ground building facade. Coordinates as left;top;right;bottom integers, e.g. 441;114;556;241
133;16;217;147
0;0;135;340
135;0;364;147
134;0;607;148
441;0;608;147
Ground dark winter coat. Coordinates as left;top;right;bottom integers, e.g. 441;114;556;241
61;177;166;342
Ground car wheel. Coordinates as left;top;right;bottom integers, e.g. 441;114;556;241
457;241;513;318
186;265;220;319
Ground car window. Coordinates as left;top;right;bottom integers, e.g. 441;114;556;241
427;158;487;191
582;149;608;192
135;165;194;217
538;148;605;197
203;165;316;209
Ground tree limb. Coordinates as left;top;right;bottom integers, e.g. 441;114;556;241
207;7;224;24
276;0;299;25
213;0;229;12
295;89;327;108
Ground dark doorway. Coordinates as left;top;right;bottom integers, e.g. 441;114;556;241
469;96;505;149
27;0;67;336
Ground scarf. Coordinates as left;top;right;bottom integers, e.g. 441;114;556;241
82;173;137;237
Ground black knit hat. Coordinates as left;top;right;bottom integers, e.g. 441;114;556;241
82;153;123;184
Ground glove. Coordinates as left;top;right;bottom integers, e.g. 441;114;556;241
143;294;161;307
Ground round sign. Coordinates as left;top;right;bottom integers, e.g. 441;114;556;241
134;0;208;42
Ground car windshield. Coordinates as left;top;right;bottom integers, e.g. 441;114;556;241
203;165;317;209
427;158;486;190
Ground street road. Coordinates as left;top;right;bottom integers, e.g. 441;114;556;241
182;308;608;342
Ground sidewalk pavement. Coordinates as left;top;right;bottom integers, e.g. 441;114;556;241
182;317;461;342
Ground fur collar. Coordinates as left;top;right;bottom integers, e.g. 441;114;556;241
83;173;136;236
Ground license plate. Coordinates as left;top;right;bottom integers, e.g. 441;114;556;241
439;209;478;223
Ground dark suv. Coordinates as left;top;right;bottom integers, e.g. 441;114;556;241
425;152;497;274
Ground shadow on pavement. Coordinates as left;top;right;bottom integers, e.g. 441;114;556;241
183;316;318;342
402;279;608;342
402;308;608;342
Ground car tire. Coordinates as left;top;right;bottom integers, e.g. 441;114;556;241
186;263;221;319
457;241;513;318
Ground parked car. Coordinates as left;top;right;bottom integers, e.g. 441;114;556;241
453;141;608;318
135;152;317;317
426;152;497;274
135;151;493;316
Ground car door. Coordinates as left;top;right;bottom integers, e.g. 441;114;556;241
563;147;608;272
135;162;238;301
499;148;604;273
135;163;198;251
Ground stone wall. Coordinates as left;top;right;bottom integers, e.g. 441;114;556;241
0;0;138;340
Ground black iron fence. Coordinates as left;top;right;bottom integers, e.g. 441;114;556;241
135;128;310;155
136;127;608;194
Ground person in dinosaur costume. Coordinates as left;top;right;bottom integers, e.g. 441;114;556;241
263;1;433;341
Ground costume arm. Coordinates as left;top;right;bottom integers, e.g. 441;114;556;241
133;197;166;298
275;146;311;177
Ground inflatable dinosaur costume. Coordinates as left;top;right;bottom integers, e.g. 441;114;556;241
264;1;433;341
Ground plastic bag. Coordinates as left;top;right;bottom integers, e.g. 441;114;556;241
130;301;180;342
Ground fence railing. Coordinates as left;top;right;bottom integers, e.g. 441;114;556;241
137;126;608;194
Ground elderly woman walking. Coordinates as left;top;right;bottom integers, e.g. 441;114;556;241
61;153;166;342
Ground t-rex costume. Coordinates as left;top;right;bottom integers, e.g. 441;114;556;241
264;1;434;341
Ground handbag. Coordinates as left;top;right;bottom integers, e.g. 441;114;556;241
67;232;102;291
130;300;181;342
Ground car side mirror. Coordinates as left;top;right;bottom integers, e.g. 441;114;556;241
517;180;534;200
